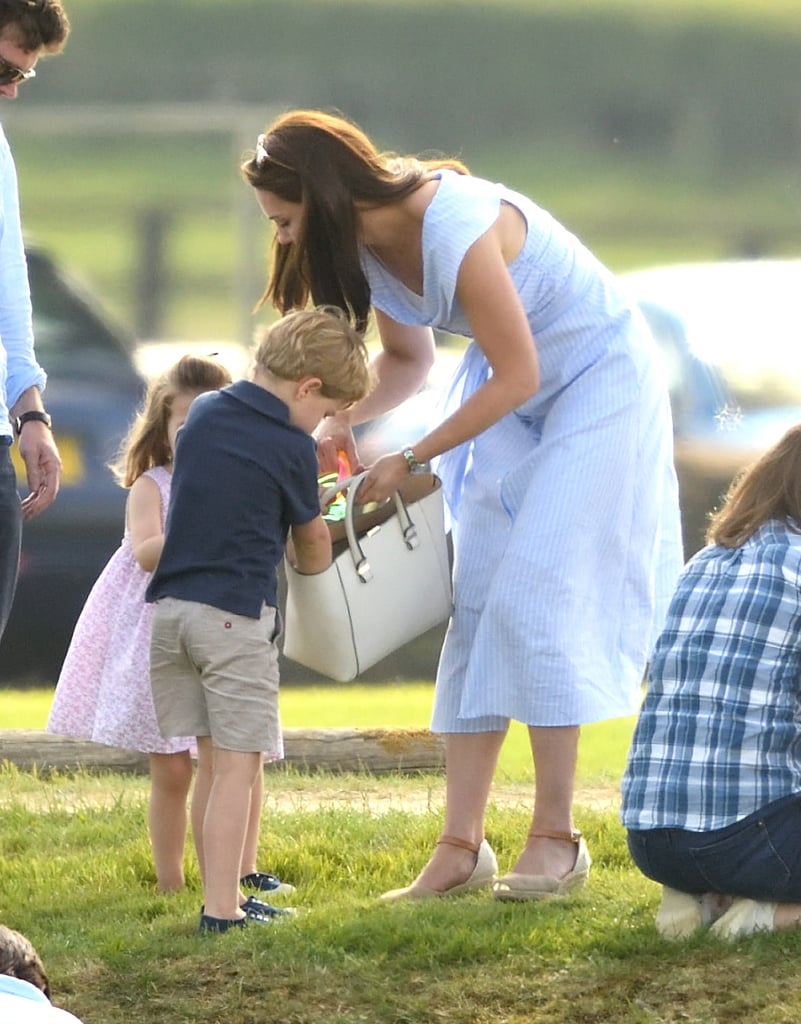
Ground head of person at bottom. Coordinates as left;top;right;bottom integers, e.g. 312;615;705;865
0;924;51;998
250;305;372;434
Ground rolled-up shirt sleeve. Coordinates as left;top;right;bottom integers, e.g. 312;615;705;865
0;123;46;439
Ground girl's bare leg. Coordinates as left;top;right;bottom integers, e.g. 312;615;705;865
190;736;214;889
148;750;193;892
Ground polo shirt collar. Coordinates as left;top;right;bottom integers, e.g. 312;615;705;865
226;380;290;422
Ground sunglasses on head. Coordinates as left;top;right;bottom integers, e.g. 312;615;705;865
255;133;270;167
0;54;36;86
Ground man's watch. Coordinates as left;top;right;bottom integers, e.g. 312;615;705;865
401;446;424;474
14;410;52;437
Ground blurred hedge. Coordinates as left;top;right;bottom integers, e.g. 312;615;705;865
5;0;797;341
25;0;801;178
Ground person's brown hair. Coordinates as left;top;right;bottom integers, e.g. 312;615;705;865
706;422;801;548
0;0;70;52
241;108;468;332
0;924;50;998
252;306;372;406
111;354;232;487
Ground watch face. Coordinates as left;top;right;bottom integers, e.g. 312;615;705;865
402;447;423;472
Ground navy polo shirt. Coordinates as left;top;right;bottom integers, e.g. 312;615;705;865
146;380;321;617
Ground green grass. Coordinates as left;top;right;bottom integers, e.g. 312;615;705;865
4;686;801;1022
2;763;801;1023
1;684;636;787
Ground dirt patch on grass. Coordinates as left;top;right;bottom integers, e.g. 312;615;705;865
263;783;619;816
0;776;619;816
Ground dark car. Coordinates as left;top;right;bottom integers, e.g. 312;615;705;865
0;249;146;684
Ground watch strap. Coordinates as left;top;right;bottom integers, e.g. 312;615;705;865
15;410;52;437
401;446;424;474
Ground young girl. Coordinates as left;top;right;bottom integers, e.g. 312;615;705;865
47;355;293;898
622;422;801;939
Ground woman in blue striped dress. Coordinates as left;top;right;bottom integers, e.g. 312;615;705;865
242;109;683;901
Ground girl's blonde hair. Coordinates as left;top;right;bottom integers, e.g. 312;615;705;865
252;306;372;406
111;354;232;487
706;422;801;548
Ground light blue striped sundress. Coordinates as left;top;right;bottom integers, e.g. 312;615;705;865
361;170;683;730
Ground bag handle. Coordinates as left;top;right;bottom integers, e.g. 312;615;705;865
322;471;418;582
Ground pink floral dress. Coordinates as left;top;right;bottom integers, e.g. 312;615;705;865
47;466;192;754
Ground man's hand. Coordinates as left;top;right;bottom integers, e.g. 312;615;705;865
18;422;61;519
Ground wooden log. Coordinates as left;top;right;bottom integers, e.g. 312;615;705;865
0;731;149;774
0;728;445;776
272;727;445;775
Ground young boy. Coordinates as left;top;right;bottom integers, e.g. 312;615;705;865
146;306;371;933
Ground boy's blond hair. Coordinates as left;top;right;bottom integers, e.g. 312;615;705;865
252;306;372;406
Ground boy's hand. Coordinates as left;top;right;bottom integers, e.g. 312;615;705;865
314;413;360;475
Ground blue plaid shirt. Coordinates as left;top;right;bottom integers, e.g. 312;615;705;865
621;519;801;831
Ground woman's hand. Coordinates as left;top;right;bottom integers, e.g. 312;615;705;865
355;452;409;505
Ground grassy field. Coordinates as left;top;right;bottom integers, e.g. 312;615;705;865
2;683;801;1022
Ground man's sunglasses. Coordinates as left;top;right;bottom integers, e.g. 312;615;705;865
0;55;36;86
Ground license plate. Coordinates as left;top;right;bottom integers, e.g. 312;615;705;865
11;434;84;486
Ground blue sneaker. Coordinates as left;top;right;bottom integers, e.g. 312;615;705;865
240;871;296;896
240;895;296;918
198;910;271;934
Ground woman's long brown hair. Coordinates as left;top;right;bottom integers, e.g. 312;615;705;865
242;109;468;333
706;422;801;547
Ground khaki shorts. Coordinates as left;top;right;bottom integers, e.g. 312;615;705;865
150;597;281;754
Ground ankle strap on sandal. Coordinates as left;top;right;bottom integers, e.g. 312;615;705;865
528;828;582;843
436;834;481;854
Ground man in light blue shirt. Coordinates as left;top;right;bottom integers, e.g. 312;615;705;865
0;0;70;640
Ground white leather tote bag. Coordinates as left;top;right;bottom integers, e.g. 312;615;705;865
283;471;452;681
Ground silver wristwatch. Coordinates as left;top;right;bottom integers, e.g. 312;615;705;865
401;446;424;474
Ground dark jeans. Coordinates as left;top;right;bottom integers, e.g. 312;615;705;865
0;440;21;642
627;792;801;901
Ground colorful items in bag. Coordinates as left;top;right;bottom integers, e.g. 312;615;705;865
319;451;351;522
